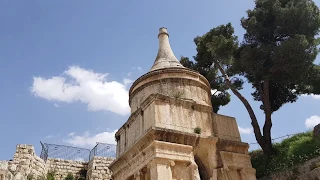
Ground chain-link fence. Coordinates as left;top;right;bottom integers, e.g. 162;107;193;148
40;142;91;162
89;143;116;161
40;141;116;162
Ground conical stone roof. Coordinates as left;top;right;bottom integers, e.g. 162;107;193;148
149;27;185;71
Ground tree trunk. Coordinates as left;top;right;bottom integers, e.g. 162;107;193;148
215;61;274;155
259;81;274;154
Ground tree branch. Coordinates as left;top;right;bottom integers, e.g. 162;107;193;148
215;60;265;144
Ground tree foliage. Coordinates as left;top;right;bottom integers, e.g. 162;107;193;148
181;0;320;155
236;0;320;112
181;56;233;112
180;24;243;112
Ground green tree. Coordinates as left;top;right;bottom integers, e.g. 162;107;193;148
182;0;320;155
180;23;243;113
180;55;238;113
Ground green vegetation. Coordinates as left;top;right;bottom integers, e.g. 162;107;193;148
194;127;202;134
45;171;55;180
64;173;75;180
27;174;34;180
77;168;87;180
250;131;320;178
34;170;55;180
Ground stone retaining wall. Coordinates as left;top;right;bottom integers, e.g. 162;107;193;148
46;159;88;180
0;144;113;180
1;144;47;180
87;156;114;180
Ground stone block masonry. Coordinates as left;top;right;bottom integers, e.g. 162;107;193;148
0;144;47;180
87;156;113;180
46;159;88;180
0;144;114;180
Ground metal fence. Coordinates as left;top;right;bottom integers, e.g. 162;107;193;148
40;142;91;162
40;141;116;162
89;143;116;161
40;142;49;162
249;133;296;150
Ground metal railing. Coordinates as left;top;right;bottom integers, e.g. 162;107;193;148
40;142;116;162
40;142;91;162
40;141;49;162
89;143;116;161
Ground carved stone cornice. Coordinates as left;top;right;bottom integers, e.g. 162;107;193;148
115;93;213;137
129;68;211;102
216;139;250;154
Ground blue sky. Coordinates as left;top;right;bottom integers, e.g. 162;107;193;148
1;0;320;160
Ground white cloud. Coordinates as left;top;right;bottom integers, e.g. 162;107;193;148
68;132;75;137
127;72;133;77
310;94;320;99
54;103;59;108
132;66;143;72
211;89;221;95
123;78;133;86
31;66;130;116
305;115;320;129
301;94;320;100
64;129;117;148
238;126;253;135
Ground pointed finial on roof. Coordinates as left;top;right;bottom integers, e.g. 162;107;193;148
149;27;185;71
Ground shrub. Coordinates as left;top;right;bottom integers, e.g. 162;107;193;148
27;174;34;180
250;131;320;178
46;171;55;180
194;127;202;134
64;173;75;180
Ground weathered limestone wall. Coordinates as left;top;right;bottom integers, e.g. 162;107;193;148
0;144;47;180
130;79;211;113
116;94;214;157
86;156;113;180
213;114;241;142
46;158;87;180
0;161;8;180
0;144;114;180
154;97;213;136
129;69;212;113
258;156;320;180
116;98;156;156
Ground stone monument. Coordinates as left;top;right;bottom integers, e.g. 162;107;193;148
109;28;256;180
